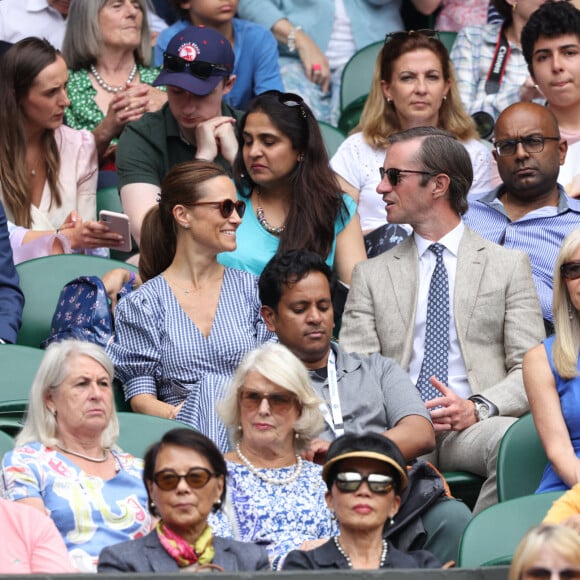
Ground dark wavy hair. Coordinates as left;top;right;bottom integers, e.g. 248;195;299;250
233;92;347;260
0;37;62;228
522;2;580;76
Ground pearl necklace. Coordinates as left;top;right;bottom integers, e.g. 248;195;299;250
255;192;285;236
333;536;388;569
235;444;303;485
58;445;109;463
90;64;137;93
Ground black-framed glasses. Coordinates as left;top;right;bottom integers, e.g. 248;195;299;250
385;29;439;44
238;389;298;414
493;135;560;157
153;467;218;491
260;90;308;118
189;199;246;218
163;52;230;79
379;167;437;186
335;472;394;494
561;261;580;280
523;568;580;580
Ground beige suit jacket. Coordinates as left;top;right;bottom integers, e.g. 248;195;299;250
339;227;545;417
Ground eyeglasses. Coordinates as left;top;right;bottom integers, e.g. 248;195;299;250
260;90;308;118
238;389;298;414
334;472;395;494
561;261;580;280
163;53;230;79
523;568;580;580
379;167;437;186
153;467;218;491
493;135;560;157
385;29;439;44
188;199;246;218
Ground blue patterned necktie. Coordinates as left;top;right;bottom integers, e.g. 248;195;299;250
416;243;449;403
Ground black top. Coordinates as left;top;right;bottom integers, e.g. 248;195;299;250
282;537;441;570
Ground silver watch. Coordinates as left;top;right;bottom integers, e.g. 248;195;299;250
469;395;498;421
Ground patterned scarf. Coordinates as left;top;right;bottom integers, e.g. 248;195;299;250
156;521;215;568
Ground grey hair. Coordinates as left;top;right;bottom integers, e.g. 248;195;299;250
388;126;473;215
15;340;119;448
62;0;151;70
217;343;324;453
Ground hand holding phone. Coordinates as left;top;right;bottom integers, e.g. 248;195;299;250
99;210;132;253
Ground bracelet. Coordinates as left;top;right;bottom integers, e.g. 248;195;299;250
55;228;60;235
128;271;136;286
287;25;302;53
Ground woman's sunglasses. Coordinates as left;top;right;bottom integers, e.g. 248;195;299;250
260;90;308;118
523;568;580;580
385;29;439;44
163;53;230;79
189;199;246;219
561;261;580;280
238;389;298;414
335;472;394;494
153;467;218;491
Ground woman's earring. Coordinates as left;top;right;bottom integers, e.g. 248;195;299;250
298;153;304;162
329;508;336;520
386;98;393;105
389;516;395;526
569;301;574;320
442;95;447;102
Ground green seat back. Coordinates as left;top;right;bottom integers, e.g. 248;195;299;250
16;255;137;348
96;186;124;215
340;40;383;114
337;94;368;136
439;31;458;54
317;121;346;158
458;491;563;567
443;470;485;511
116;412;193;459
497;413;548;502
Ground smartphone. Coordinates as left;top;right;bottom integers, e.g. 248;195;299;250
99;210;132;253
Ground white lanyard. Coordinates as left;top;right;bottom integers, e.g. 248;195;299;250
320;349;345;436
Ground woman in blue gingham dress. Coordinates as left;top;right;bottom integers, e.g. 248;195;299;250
107;161;275;452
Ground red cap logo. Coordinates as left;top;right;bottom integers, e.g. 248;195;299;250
177;42;199;62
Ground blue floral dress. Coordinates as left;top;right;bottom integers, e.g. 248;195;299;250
209;460;336;561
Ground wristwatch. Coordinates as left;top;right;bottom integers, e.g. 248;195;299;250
468;395;499;421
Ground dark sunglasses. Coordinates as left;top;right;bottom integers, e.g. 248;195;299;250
163;52;229;80
379;167;437;186
238;389;298;414
385;29;439;44
260;90;308;118
153;467;218;491
561;261;580;280
335;472;395;494
189;199;246;218
524;568;580;580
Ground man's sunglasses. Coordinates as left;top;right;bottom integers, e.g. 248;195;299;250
335;472;395;494
163;53;229;79
189;199;246;219
153;467;218;491
238;389;298;414
561;261;580;281
379;167;437;186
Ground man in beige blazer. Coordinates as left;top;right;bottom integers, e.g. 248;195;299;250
340;127;545;513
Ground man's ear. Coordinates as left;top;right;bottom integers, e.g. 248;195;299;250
431;173;451;200
261;305;277;332
223;75;236;96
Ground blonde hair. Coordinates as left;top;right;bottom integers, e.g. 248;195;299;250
15;340;119;449
217;343;323;453
509;524;580;580
356;35;477;149
552;229;580;378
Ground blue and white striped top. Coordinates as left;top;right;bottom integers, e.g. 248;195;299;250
107;268;276;452
464;185;580;323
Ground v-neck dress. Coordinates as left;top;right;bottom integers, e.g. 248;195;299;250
107;268;275;451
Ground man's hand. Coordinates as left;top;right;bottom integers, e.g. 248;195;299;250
195;116;237;163
301;438;331;464
425;377;477;433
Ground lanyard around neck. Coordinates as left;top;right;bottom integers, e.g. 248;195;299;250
319;349;345;437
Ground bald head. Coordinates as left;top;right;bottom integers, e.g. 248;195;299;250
493;102;566;203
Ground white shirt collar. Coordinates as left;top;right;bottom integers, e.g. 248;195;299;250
413;220;464;258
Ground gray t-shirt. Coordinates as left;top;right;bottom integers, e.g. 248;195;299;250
309;344;431;441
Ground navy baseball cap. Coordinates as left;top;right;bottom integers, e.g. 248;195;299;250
154;25;234;96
